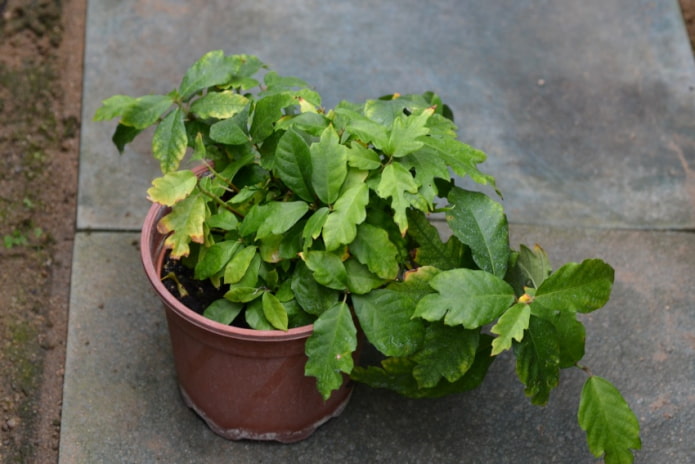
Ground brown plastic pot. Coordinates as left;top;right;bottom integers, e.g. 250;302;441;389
140;199;354;443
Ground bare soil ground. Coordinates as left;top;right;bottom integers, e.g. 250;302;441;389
0;0;84;462
0;1;692;462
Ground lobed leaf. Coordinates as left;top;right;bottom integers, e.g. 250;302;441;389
305;302;358;399
413;269;515;328
146;170;198;206
578;376;641;464
157;193;207;258
490;302;531;356
385;107;433;158
376;162;419;235
322;183;369;251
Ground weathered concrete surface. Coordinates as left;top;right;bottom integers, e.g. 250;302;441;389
60;228;694;463
78;0;695;230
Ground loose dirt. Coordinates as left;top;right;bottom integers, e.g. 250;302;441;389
0;1;692;462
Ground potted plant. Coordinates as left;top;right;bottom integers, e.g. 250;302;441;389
95;51;641;460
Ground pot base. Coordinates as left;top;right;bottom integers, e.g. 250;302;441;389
179;385;353;443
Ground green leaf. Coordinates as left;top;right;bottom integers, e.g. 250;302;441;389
111;124;142;153
305;302;358;399
178;50;236;100
189;91;248;119
349;223;400;280
387;266;439;301
195;240;241;280
406;209;467;270
446;187;510;278
530;300;587;370
310;125;348;205
419;135;497;188
93;95;137;121
206;208;239;230
300;250;348;290
412;323;479;388
322;183;369;251
344;259;387;294
244;298;274;330
400;148;450;204
223;246;258;284
250;92;295;141
121;94;174;129
209;113;249;145
291;262;339;316
533;259;614;313
302;207;330;247
152;107;188;173
490;303;531;356
376;162;419;235
275;129;315;202
158;193;207;258
146;170;198;206
352;290;424;357
385;107;432;157
224;286;264;303
578;376;641;464
506;244;552;295
239;201;309;240
351;334;494;399
413;269;515;328
203;299;243;325
262;292;289;331
346;143;382;170
513;315;560;405
338;108;389;150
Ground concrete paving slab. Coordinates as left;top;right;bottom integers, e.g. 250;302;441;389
60;227;694;463
79;0;695;231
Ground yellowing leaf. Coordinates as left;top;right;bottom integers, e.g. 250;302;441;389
157;194;207;258
146;170;197;206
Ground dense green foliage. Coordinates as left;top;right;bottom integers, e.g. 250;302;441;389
96;51;640;462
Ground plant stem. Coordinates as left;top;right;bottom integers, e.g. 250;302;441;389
197;183;245;218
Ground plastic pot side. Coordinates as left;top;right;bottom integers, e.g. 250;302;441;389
140;201;354;443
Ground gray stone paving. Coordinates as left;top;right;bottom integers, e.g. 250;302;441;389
62;0;695;462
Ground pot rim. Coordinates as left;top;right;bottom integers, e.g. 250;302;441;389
140;200;315;342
